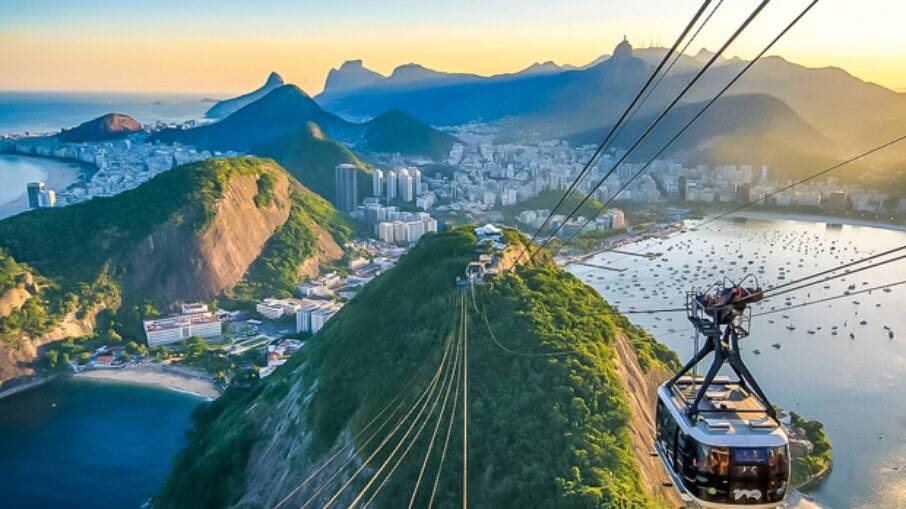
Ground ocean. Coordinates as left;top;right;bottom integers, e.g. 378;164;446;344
570;217;906;508
0;154;88;219
0;91;212;136
0;378;202;509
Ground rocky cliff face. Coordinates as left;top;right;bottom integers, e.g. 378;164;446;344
0;157;349;385
0;303;106;384
121;170;293;308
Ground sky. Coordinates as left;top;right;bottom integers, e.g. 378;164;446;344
1;0;904;96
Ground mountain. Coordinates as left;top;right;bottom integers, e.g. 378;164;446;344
205;72;285;119
157;84;456;160
570;93;841;179
0;156;351;385
362;109;458;159
154;85;353;152
152;227;680;509
315;41;906;175
514;60;564;76
252;122;373;202
320;60;385;100
56;113;143;142
676;55;906;163
316;40;652;131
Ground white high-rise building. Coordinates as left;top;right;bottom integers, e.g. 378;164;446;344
372;169;384;197
143;312;222;346
386;170;397;199
412;168;422;195
392;221;408;243
398;168;414;202
377;222;395;243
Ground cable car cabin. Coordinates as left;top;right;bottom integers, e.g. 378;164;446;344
655;376;789;508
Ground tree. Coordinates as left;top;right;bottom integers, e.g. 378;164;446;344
44;349;59;369
182;336;209;357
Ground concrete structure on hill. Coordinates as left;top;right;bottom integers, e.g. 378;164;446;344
296;302;342;334
143;312;222;346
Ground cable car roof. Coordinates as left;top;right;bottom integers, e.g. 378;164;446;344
658;378;787;448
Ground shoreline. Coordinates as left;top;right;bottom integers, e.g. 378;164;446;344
0;374;59;400
74;363;221;399
709;210;906;233
0;152;93;219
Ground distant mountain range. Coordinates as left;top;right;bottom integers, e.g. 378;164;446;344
205;72;285;119
314;40;906;180
569;93;838;179
155;83;456;160
56;113;143;142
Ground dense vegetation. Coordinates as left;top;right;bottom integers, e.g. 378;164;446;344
790;412;833;487
253;171;278;208
155;381;264;509
0;156;270;283
0;248;30;296
363;108;457;160
252;122;372;202
156;227;671;508
0;157;346;348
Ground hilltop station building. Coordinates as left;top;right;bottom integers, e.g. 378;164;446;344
143;303;223;346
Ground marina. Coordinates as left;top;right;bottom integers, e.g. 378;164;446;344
568;216;906;509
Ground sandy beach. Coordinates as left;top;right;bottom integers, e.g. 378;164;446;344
0;153;89;219
716;210;906;233
75;363;221;399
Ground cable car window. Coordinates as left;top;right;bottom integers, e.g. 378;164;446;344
732;448;769;464
768;446;789;479
655;399;676;463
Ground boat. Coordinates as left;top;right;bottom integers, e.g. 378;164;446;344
753;349;761;355
786;325;796;331
772;343;782;349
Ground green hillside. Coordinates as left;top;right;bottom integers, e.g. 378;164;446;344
0;157;267;283
252;122;372;202
153;85;351;152
0;157;349;348
154;227;675;509
363;108;458;160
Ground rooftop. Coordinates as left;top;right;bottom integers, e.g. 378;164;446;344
661;376;786;446
143;312;220;332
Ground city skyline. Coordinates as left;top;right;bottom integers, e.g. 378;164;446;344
2;0;905;94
